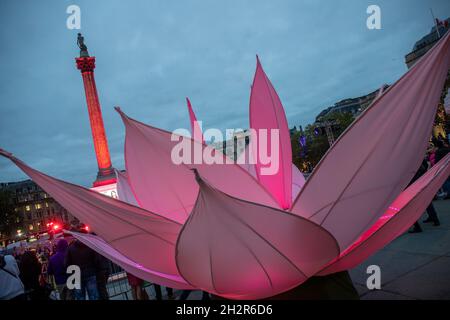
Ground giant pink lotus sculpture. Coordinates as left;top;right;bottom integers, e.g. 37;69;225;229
1;32;450;299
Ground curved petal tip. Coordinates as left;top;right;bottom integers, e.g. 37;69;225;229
114;106;131;123
115;106;129;120
0;148;13;158
190;168;202;183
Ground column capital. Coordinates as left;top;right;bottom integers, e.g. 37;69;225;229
76;56;96;73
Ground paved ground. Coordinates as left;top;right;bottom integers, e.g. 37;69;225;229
349;199;450;300
109;199;450;300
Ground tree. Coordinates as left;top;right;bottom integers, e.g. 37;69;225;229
326;111;355;138
292;111;355;172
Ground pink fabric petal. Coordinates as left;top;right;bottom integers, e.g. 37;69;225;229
292;164;306;200
237;143;257;178
291;32;450;250
115;169;138;206
318;154;450;275
186;97;204;143
116;108;278;224
117;108;197;223
237;145;305;201
250;56;293;209
175;171;339;300
69;231;193;289
0;149;182;277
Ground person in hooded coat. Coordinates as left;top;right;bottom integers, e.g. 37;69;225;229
48;239;70;300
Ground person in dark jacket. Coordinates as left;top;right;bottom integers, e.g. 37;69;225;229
88;231;110;300
408;158;440;233
48;239;70;300
154;284;174;300
95;253;110;300
434;139;450;198
65;239;99;300
19;250;46;300
434;139;449;163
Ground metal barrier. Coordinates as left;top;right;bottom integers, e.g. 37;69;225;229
107;271;131;300
105;261;163;300
106;262;131;300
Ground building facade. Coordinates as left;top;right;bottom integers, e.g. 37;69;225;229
0;179;75;242
211;129;251;161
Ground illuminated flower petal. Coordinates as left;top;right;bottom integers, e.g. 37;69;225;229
0;149;182;277
291;32;450;250
175;171;339;300
292;163;306;200
186;97;204;143
69;231;193;289
115;169;138;206
249;56;293;209
117;108;278;224
318;154;450;275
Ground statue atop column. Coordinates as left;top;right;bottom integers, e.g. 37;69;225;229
74;32;115;186
77;33;90;57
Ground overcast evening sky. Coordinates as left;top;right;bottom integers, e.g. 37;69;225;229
1;0;449;187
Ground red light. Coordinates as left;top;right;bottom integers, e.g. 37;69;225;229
53;224;60;231
92;178;116;187
84;225;89;231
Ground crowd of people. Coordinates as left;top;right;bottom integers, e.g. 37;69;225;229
0;225;112;300
1;224;210;300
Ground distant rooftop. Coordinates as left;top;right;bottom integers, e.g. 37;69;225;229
315;84;389;122
0;179;34;189
405;18;450;68
412;18;450;51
